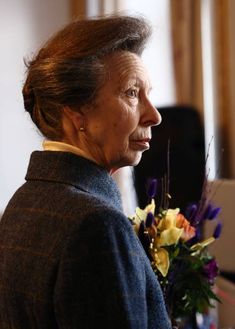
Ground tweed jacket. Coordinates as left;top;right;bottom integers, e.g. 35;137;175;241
0;151;171;329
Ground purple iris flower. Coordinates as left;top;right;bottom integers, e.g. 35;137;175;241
147;179;157;198
208;207;221;220
213;222;223;239
203;203;221;221
185;203;198;223
146;212;155;227
203;258;219;283
203;204;213;219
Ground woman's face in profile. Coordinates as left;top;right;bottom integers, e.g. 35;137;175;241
81;51;161;171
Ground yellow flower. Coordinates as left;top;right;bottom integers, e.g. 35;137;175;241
150;246;169;277
157;208;183;247
131;199;155;233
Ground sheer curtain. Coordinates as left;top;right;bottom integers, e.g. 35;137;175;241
170;0;235;179
170;0;204;116
70;0;120;17
212;0;235;178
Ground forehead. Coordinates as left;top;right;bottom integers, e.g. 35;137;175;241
104;51;150;87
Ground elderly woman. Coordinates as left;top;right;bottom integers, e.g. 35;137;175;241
0;15;171;328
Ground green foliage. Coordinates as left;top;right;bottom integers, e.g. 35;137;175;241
157;242;220;319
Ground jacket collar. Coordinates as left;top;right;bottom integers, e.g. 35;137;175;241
25;151;123;211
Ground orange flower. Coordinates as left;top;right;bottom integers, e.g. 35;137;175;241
176;213;196;241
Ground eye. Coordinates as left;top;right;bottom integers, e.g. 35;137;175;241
125;88;138;99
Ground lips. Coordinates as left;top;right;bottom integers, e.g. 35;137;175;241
130;138;151;150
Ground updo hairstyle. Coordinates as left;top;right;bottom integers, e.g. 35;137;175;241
22;15;152;140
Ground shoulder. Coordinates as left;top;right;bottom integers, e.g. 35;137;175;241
71;205;136;245
60;205;147;264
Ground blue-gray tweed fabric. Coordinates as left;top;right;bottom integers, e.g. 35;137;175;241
0;151;171;329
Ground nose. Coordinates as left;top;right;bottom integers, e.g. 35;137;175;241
141;98;162;127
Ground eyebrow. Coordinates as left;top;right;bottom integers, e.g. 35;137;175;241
135;80;153;94
124;77;152;90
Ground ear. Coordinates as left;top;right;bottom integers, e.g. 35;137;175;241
63;106;84;131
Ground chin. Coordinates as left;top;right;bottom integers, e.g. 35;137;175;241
111;151;143;169
125;153;143;167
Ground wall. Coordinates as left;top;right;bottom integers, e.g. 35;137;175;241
0;0;70;213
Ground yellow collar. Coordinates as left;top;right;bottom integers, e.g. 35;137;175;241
42;140;97;164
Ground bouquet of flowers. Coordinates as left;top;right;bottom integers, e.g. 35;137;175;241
129;178;222;324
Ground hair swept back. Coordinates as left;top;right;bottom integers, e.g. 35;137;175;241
23;14;152;140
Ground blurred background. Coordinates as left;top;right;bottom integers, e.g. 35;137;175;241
0;0;235;327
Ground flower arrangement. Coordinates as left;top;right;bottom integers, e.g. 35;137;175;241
129;177;222;324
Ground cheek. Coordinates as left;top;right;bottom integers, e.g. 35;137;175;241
110;105;139;137
110;120;134;145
